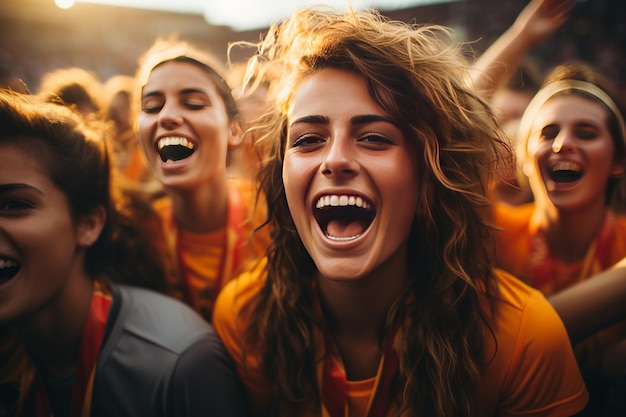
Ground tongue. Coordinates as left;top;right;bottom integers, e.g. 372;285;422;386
326;219;367;239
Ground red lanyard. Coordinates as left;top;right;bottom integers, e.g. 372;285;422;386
173;186;245;314
314;295;400;417
36;282;112;417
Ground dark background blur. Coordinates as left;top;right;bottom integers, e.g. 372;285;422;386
1;0;625;99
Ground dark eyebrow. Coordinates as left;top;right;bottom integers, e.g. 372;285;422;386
289;114;397;128
179;87;210;96
290;115;329;128
141;87;208;100
141;90;162;100
0;183;44;195
350;114;397;127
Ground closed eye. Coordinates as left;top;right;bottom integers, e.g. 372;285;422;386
540;125;559;141
574;125;599;140
185;102;207;110
141;97;164;114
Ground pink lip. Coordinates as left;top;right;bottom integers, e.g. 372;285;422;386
545;177;581;193
159;156;193;172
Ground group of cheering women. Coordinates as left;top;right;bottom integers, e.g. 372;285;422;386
2;0;626;416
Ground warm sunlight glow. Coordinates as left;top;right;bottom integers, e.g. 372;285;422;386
74;0;460;30
55;0;75;9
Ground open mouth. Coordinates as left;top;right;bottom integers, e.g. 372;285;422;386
157;137;195;162
548;161;583;183
0;257;20;284
314;194;375;241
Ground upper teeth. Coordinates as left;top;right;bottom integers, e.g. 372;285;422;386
551;162;581;172
157;137;194;150
0;259;18;268
316;195;370;209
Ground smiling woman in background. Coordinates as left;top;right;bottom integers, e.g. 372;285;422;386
493;62;626;415
133;39;270;321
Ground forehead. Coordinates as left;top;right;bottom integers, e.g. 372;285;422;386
288;68;384;119
532;94;609;126
0;142;51;184
142;60;218;91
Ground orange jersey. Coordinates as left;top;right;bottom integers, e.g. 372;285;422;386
493;202;626;295
214;260;588;417
154;179;270;320
493;202;626;367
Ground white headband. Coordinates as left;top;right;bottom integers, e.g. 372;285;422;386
517;79;626;154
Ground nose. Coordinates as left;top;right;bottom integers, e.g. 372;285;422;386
320;136;360;178
552;130;575;153
158;102;183;129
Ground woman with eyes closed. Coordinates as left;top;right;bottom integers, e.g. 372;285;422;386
133;39;270;322
492;62;626;415
212;7;588;417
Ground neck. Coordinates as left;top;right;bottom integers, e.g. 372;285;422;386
533;200;609;263
16;274;94;378
169;178;229;233
316;246;409;379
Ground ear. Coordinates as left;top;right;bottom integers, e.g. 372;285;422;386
521;157;534;178
610;160;625;178
227;118;244;147
76;205;106;248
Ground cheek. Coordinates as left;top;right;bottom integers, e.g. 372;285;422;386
135;114;154;142
282;156;315;223
524;140;548;169
20;219;77;275
282;159;300;210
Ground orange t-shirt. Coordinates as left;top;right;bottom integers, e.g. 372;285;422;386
213;260;588;417
493;202;626;295
154;179;270;321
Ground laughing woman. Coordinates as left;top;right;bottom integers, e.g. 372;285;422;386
133;39;270;321
492;62;626;413
213;7;588;417
0;91;247;416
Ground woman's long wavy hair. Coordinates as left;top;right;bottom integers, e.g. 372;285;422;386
240;7;510;417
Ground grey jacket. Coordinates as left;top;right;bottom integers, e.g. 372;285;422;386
90;284;248;417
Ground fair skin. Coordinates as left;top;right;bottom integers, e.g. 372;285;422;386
284;68;419;379
137;60;242;233
523;95;624;262
0;142;105;377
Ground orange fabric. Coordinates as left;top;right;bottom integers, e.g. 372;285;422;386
493;202;626;295
493;202;626;365
120;145;146;183
153;179;270;320
213;261;588;417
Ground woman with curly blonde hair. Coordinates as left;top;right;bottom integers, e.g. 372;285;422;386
214;7;588;417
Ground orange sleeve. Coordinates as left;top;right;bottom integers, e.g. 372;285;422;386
492;202;535;284
230;179;271;278
482;270;589;417
212;259;273;413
